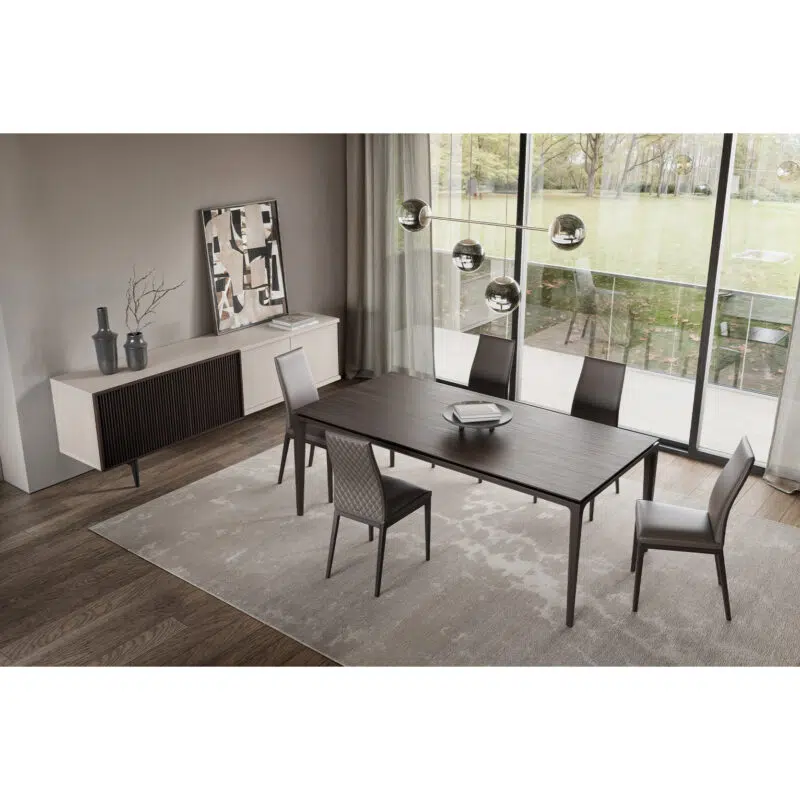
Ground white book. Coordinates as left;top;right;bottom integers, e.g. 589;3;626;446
268;314;319;330
453;402;501;423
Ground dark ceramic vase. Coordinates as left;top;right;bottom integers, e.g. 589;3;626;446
92;307;118;375
124;331;148;371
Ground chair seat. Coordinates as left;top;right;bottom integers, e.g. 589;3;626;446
635;499;718;550
381;475;430;520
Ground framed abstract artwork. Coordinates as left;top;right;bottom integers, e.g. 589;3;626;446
201;199;288;334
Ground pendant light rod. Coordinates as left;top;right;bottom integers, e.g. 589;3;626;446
427;214;548;233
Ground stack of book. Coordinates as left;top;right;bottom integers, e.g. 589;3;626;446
453;402;502;423
268;313;319;332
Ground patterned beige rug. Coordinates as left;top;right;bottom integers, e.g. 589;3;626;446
91;446;800;665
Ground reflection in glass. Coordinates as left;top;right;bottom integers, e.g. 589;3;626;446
452;239;485;272
398;199;431;231
776;160;800;182
675;154;694;175
485;276;521;314
549;214;586;250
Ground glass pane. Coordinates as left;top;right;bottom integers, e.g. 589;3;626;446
430;134;519;383
519;133;723;443
698;134;800;463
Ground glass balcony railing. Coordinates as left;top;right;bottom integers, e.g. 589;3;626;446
433;250;793;398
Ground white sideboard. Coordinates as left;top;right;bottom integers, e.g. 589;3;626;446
50;314;340;484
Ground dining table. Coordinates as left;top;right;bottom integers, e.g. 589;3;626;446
292;373;659;627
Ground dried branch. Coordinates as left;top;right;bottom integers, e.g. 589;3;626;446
125;266;185;332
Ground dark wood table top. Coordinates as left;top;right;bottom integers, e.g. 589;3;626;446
297;373;658;505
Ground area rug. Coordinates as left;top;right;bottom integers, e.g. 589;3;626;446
90;447;800;665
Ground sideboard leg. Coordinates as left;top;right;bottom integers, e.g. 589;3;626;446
129;459;140;488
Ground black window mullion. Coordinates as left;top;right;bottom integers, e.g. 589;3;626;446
688;132;735;453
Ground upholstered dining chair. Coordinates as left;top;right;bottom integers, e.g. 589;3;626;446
566;356;626;519
468;333;517;397
433;333;516;477
275;349;397;499
564;268;619;347
325;431;432;597
533;356;626;514
631;436;754;621
275;348;334;503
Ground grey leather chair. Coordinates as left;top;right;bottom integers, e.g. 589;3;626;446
433;333;515;476
534;356;626;514
468;333;516;398
569;356;626;519
564;268;619;346
631;436;754;621
275;348;334;503
325;431;431;597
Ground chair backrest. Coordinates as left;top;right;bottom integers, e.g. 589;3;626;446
467;334;516;399
574;268;596;297
326;432;386;523
707;436;755;544
274;348;319;430
570;356;626;428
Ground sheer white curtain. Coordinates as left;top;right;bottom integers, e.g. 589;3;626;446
765;285;800;492
344;134;434;379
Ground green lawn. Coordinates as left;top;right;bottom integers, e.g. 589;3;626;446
432;191;800;298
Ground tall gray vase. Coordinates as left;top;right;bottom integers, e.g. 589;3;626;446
92;307;118;375
124;331;148;371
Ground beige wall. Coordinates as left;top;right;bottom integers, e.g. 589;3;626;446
0;134;347;492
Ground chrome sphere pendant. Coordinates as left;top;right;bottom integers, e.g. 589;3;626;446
549;214;586;250
777;161;800;182
398;199;432;231
675;154;694;175
485;276;521;314
452;239;485;272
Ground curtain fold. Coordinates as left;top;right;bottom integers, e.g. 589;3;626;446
764;281;800;492
345;134;434;380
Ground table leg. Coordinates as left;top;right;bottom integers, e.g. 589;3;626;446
294;416;306;516
566;504;583;628
643;446;658;502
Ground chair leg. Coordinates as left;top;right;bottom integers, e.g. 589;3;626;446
715;553;722;585
581;314;591;338
277;434;290;484
326;453;333;504
325;513;340;579
424;498;431;561
632;546;646;612
615;478;620;494
565;308;578;344
477;478;482;484
630;526;638;573
308;445;315;468
589;499;594;522
389;450;395;468
368;526;374;542
431;463;435;469
716;552;732;621
532;495;537;503
375;525;388;597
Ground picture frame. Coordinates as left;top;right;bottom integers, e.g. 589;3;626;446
200;199;288;334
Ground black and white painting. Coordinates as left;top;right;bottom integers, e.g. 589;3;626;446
201;199;288;333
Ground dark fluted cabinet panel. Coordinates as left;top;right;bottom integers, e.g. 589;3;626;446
95;353;243;469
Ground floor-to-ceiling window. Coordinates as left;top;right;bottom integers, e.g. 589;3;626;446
697;134;800;462
428;133;799;465
519;134;724;444
430;134;518;383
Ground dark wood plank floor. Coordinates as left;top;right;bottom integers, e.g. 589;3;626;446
2;378;798;666
0;383;354;667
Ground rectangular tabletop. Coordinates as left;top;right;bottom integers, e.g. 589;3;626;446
296;373;657;505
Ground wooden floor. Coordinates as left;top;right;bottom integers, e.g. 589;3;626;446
1;379;799;666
